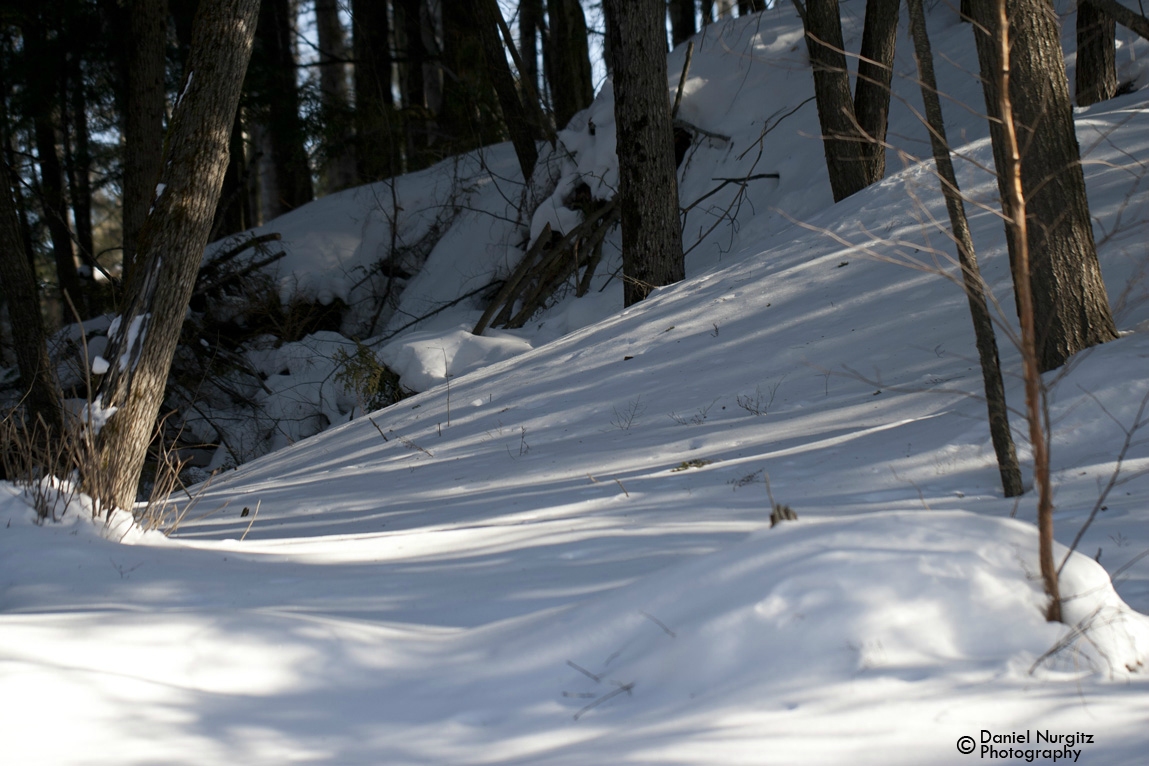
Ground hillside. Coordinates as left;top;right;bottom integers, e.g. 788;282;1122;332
3;4;1149;764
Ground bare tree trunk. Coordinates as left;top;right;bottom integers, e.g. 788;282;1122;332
985;0;1061;622
669;0;697;48
969;0;1117;372
63;57;94;278
474;0;540;180
439;0;503;155
123;0;168;294
604;0;685;306
852;0;898;186
546;0;595;129
90;0;260;511
793;0;871;202
0;158;61;430
252;0;313;217
905;0;1022;498
352;0;399;180
24;15;86;320
212;111;254;238
316;0;357;191
520;0;543;90
1076;0;1117;106
396;0;432;171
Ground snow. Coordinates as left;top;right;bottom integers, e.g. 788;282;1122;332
4;4;1149;763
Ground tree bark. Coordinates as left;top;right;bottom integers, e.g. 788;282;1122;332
90;0;260;511
212;110;253;238
0;158;61;431
969;0;1118;371
63;54;94;277
793;0;871;202
546;0;595;129
520;0;543;91
123;0;168;294
439;0;503;155
1076;0;1117;106
316;0;357;191
905;0;1022;498
604;0;685;306
251;0;313;217
352;0;399;180
984;0;1061;622
1083;0;1149;42
669;0;697;49
474;0;540;180
396;0;432;171
852;0;898;186
24;15;86;319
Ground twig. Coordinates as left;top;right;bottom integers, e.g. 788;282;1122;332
566;660;602;683
672;42;695;119
573;682;636;720
639;611;677;638
240;499;260;542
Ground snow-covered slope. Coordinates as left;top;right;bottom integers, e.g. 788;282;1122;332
4;4;1149;764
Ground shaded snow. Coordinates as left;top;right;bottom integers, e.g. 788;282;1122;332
3;4;1149;764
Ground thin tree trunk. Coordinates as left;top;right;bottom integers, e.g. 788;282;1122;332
905;0;1023;498
474;0;539;180
64;57;94;276
546;0;595;129
669;0;697;48
123;0;168;295
852;0;898;186
25;15;85;320
1076;0;1117;106
90;0;260;512
352;0;399;180
792;0;870;202
212;111;253;238
520;0;543;91
396;0;432;171
986;0;1061;622
0;158;61;431
969;0;1117;372
603;0;685;305
316;0;357;191
253;0;313;217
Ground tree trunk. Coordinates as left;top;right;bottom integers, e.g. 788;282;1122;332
252;0;313;217
905;0;1022;498
64;56;94;276
474;0;539;180
316;0;357;191
396;0;432;171
669;0;697;48
0;158;61;431
852;0;898;186
439;0;503;155
969;0;1118;371
520;0;543;92
24;15;86;320
123;0;168;295
211;111;253;238
793;0;871;202
90;0;260;511
604;0;685;306
546;0;595;129
1076;0;1117;106
984;0;1061;622
352;0;399;180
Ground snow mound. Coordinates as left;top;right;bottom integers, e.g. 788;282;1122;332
528;512;1148;727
